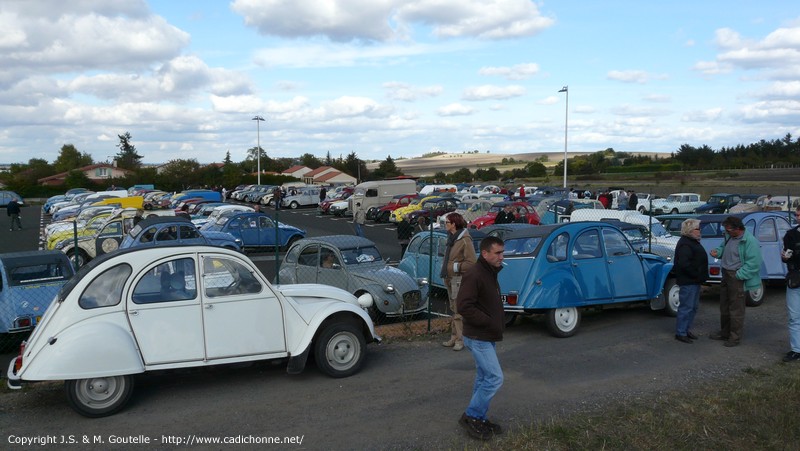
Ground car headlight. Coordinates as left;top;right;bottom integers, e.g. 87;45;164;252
417;277;429;286
384;284;395;294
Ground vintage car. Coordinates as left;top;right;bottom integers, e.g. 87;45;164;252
201;212;305;251
471;201;541;229
436;199;494;228
728;194;767;213
649;193;705;215
765;195;800;212
405;197;459;225
44;205;116;240
319;189;354;215
328;199;351;217
0;251;73;341
6;246;379;417
397;229;485;291
389;195;439;223
120;216;242;251
655;213;700;236
367;193;419;222
698;212;792;306
46;209;116;250
0;190;24;208
694;193;742;214
278;236;428;322
499;222;676;337
281;186;322;209
193;204;254;228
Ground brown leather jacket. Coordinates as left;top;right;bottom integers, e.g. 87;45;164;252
445;229;477;281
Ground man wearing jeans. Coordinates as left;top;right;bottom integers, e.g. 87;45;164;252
781;207;800;362
456;236;505;440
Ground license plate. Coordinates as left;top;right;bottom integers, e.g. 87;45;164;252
501;295;507;304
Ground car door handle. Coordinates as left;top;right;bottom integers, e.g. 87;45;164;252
205;304;213;309
128;310;138;316
607;260;613;264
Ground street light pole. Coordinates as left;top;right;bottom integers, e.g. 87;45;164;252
558;86;569;189
252;115;265;185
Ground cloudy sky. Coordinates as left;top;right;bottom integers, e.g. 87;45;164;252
1;0;798;165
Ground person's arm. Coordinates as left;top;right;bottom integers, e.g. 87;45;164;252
456;275;491;327
736;237;763;281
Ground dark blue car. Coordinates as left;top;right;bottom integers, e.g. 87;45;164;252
120;216;242;251
202;212;306;250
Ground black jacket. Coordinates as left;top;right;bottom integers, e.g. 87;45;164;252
6;200;20;216
783;226;800;271
456;257;504;342
674;235;708;285
494;211;515;224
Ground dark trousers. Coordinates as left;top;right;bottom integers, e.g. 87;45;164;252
719;269;746;343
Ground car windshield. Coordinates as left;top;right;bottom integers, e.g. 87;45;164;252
339;246;382;265
503;237;542;256
707;195;725;204
666;195;680;202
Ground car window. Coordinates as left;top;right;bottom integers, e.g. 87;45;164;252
603;229;632;256
320;247;341;268
340;246;382;264
259;216;274;228
503;237;542;256
757;218;777;242
132;258;197;304
745;219;756;237
80;264;132;309
298;245;319;266
202;257;262;298
284;243;301;263
777;216;791;239
419;236;433;256
156;226;178;242
99;221;122;237
140;226;157;243
407;235;422;254
546;233;569;262
180;225;200;239
7;260;72;287
436;236;448;257
573;230;603;259
700;222;723;238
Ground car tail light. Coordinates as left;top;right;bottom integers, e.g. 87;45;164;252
17;317;31;328
505;293;518;305
709;266;720;276
14;341;26;373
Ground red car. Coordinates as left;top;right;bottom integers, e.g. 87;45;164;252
471;201;540;229
319;188;354;215
370;193;420;223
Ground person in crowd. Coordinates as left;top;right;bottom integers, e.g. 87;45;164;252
456;235;506;440
273;186;282;210
353;202;366;237
321;251;337;269
628;190;638;210
674;218;708;343
518;184;526;201
617;190;628;210
781;207;800;362
564;201;575;216
598;191;611;209
441;213;477;352
397;217;413;257
319;186;327;203
709;216;763;347
7;198;21;231
414;216;429;235
133;209;144;227
494;204;515;224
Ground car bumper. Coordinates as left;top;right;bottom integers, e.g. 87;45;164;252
6;357;22;389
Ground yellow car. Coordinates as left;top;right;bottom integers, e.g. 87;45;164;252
46;212;113;250
389;195;438;223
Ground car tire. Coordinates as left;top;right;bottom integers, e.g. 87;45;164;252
65;375;134;418
314;322;365;378
70;249;89;268
380;211;390;223
281;236;300;252
546;307;581;338
662;278;680;316
290;201;299;209
746;282;764;307
671;208;679;214
638;206;646;214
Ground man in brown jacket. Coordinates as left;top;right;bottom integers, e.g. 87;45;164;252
456;235;505;440
440;213;477;351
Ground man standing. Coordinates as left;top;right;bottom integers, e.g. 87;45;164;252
616;190;628;210
273;186;282;210
709;216;763;347
353;202;366;237
396;217;413;257
494;204;515;224
628;190;638;211
781;207;800;362
319;186;327;204
456;236;505;440
7;198;22;231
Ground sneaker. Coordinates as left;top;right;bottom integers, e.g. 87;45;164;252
686;331;698;340
783;351;800;362
482;418;503;435
709;332;728;341
459;413;492;440
442;339;456;347
723;340;740;347
452;342;464;351
675;335;693;344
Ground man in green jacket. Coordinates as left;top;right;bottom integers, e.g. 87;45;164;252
709;216;763;347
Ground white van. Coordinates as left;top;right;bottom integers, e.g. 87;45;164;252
348;179;417;216
568;209;678;251
419;184;457;196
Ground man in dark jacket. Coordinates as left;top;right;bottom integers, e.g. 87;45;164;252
494;204;515;224
456;236;505;440
7;198;22;231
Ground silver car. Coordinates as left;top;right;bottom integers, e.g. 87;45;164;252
277;235;428;322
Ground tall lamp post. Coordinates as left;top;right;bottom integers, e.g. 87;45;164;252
252;115;265;185
558;86;568;189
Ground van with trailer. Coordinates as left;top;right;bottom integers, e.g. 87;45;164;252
348;179;417;217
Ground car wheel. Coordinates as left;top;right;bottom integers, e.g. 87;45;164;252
671;208;679;214
380;211;390;223
546;307;580;338
662;278;680;316
746;282;764;307
314;322;365;378
281;235;300;252
504;313;517;327
367;300;386;325
143;204;152;210
65;375;134;418
70;249;89;268
638;206;646;214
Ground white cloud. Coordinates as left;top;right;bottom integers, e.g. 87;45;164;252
574;106;596;114
643;94;671;103
607;70;667;84
538;96;559;105
479;63;540;80
462;84;525;101
681;108;723;122
437;103;475;116
383;81;443;101
704;23;800;74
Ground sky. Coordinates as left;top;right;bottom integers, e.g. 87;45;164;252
1;0;799;165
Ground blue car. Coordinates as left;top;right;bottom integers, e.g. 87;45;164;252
202;212;306;251
698;211;793;306
499;222;676;337
398;228;485;290
120;216;242;251
0;251;74;339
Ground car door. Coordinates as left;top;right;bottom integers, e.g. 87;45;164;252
295;244;320;283
200;254;286;358
602;228;648;300
415;234;446;287
95;220;124;257
258;215;278;247
754;217;788;278
569;228;613;304
128;258;205;365
317;245;348;291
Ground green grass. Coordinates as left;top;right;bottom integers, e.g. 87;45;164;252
476;363;800;451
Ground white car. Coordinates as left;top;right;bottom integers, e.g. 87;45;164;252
649;193;704;215
329;199;350;217
6;246;379;417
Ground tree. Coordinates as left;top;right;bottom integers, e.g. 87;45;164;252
115;132;143;170
372;155;402;179
299;153;323;169
54;144;93;173
451;167;473;182
64;170;92;189
525;162;547;177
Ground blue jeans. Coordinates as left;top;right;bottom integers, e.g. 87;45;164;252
463;336;503;420
353;223;364;237
676;284;701;336
787;286;800;352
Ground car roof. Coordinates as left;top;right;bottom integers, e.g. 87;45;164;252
135;215;192;229
293;235;376;249
697;211;791;222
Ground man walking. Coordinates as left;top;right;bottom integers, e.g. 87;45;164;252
456;236;505;440
353;202;366;237
709;216;763;347
7;198;22;231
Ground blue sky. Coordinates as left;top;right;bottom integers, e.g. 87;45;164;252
1;0;798;165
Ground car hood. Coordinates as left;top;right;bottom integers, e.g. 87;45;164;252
351;265;419;292
275;283;362;321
